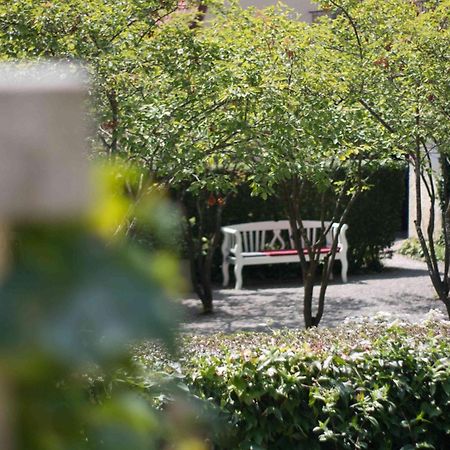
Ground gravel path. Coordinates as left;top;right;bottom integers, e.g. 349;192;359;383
180;252;447;334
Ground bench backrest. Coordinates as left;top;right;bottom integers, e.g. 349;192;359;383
222;220;347;253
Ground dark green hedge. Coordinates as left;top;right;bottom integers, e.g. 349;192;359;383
345;168;406;272
139;319;450;449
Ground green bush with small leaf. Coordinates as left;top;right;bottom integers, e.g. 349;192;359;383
138;318;450;449
399;237;445;262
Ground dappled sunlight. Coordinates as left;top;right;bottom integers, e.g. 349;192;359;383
181;253;445;333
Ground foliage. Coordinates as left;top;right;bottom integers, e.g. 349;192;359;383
115;3;370;311
138;317;450;449
130;3;389;318
399;236;446;262
3;0;447;324
123;6;271;311
346;168;405;271
0;0;229;312
207;5;401;326
0;0;183;154
0;163;205;450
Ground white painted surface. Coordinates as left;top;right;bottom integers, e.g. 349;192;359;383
0;62;90;221
408;146;442;238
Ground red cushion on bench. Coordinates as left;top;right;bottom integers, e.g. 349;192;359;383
263;247;335;256
263;250;298;256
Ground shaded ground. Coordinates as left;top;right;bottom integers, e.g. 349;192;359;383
180;252;447;334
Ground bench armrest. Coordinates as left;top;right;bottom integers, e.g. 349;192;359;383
221;226;243;258
221;226;239;235
331;223;348;252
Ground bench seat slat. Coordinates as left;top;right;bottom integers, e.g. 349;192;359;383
263;248;338;256
231;248;340;258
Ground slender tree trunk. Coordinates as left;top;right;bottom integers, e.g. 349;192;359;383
314;256;331;326
182;193;226;314
444;198;450;297
192;223;221;314
412;138;450;320
184;220;214;313
303;273;315;328
413;141;447;303
444;297;450;319
442;156;450;289
201;201;225;312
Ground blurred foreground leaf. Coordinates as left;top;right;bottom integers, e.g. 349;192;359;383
0;225;178;366
0;162;195;450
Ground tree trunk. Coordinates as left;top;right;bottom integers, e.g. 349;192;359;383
199;255;214;313
185;229;214;314
314;256;332;326
303;271;315;328
197;199;225;313
413;139;449;310
445;299;450;320
182;194;226;314
188;255;211;312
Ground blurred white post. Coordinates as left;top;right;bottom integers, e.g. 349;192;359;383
0;61;90;450
0;62;90;222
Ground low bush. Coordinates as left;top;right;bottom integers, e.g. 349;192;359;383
399;237;445;262
137;317;450;449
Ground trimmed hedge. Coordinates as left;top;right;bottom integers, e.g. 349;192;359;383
138;317;450;449
345;168;406;272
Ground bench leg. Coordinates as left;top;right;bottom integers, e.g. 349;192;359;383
234;263;243;290
222;259;230;287
341;257;348;283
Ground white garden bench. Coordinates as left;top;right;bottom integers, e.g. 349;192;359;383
221;220;348;289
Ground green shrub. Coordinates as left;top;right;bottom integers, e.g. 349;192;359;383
399;237;445;262
138;317;450;449
345;168;405;272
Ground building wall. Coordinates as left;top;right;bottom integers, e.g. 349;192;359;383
408;148;442;238
239;0;321;23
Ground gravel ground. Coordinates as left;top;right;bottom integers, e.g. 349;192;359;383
180;251;448;334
